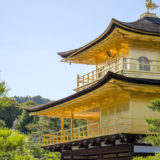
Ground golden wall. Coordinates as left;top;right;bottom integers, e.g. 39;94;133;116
99;92;160;135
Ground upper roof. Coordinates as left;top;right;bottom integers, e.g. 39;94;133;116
117;17;160;34
58;15;160;59
25;71;160;113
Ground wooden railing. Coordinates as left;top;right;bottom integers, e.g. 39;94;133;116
77;58;122;88
42;117;148;146
123;58;160;72
77;56;160;90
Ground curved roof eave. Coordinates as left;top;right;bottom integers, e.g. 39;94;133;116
24;71;160;113
57;19;117;59
58;17;160;59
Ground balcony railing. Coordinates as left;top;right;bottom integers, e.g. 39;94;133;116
42;117;147;146
76;56;160;91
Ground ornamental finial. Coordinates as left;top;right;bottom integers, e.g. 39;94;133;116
146;0;159;12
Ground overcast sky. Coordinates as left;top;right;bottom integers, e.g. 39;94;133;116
0;0;159;100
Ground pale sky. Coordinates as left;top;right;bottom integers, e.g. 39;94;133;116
0;0;159;100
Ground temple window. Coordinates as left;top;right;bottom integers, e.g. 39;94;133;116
138;56;150;71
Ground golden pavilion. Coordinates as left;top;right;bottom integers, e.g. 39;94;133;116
25;3;160;160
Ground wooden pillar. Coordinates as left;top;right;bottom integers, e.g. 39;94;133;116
61;117;64;142
99;154;103;160
71;112;74;140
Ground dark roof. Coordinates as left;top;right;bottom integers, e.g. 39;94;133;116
116;17;160;34
25;71;160;113
57;48;81;58
58;16;160;59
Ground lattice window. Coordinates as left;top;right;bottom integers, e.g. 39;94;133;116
138;56;150;71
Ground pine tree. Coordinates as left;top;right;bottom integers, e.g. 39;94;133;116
145;99;160;147
133;99;160;160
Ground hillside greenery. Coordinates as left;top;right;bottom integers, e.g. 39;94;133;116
0;82;86;159
14;95;51;105
0;82;61;159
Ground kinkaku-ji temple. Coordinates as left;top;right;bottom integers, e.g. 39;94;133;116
25;2;160;160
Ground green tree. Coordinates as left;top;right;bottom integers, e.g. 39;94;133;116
44;152;61;160
145;99;160;147
0;120;6;129
133;99;160;160
134;153;160;160
0;81;21;128
16;100;61;159
0;128;35;160
26;116;61;159
16;100;36;133
0;99;21;128
0;80;58;159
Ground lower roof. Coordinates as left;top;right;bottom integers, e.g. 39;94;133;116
24;71;160;113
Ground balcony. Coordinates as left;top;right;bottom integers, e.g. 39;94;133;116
42;117;147;146
76;56;160;92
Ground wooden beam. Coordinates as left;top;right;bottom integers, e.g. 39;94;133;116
62;144;132;156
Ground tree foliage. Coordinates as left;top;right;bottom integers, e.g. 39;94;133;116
134;153;160;160
0;128;35;160
15;100;61;159
25;116;61;159
0;99;21;128
0;81;86;160
16;101;36;133
14;95;51;105
145;99;160;147
0;81;21;128
0;81;60;159
0;120;6;129
133;99;160;160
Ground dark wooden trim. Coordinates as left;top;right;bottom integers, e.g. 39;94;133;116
62;144;131;157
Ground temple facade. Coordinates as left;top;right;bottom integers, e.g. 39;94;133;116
25;11;160;160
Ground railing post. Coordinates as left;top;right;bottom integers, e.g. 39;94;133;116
77;74;79;88
82;75;85;86
79;128;81;138
121;54;124;71
42;135;45;146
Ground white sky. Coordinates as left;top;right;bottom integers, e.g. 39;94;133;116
0;0;159;100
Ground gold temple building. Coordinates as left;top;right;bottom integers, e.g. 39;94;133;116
25;6;160;160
